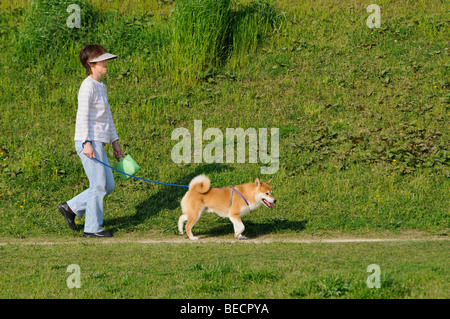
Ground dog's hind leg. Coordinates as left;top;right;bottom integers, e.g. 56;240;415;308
180;195;198;239
184;207;205;240
185;214;200;240
178;214;188;235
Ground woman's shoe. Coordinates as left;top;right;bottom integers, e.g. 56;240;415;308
58;202;77;231
83;230;113;238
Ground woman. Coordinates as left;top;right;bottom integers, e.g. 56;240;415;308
58;44;123;238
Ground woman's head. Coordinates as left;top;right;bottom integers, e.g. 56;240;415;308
79;44;107;76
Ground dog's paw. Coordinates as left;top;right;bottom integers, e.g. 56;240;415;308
189;236;199;241
238;235;248;240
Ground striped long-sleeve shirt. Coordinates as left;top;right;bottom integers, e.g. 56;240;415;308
74;76;119;144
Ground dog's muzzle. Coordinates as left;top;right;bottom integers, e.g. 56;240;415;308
262;198;276;209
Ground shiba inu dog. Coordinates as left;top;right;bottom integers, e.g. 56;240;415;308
179;175;276;240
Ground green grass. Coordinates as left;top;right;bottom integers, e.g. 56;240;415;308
0;240;448;298
0;0;448;299
161;0;232;86
159;0;285;86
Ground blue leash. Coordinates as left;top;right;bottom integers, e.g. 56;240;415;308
93;157;189;188
93;157;249;206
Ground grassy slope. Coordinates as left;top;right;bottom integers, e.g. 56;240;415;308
0;0;448;240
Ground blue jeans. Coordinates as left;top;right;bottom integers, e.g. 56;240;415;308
67;141;115;233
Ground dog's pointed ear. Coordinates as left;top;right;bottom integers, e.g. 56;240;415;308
266;178;272;185
255;178;260;187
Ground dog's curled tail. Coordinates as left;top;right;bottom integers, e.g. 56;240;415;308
189;174;211;194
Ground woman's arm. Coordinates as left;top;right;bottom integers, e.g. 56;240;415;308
77;81;96;158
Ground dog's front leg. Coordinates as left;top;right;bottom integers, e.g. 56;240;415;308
229;216;247;240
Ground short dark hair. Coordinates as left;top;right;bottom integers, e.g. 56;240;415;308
79;44;107;75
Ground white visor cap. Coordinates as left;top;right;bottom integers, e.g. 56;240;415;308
89;53;118;63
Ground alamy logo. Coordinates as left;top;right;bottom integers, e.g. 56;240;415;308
66;264;81;289
171;120;279;174
366;264;381;289
366;4;381;29
66;4;81;28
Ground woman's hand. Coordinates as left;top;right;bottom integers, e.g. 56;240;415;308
83;142;96;159
112;140;124;159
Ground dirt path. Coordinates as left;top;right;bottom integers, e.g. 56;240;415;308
0;236;448;245
132;237;449;244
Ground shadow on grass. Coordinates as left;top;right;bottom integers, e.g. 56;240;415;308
203;218;309;239
106;163;233;233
